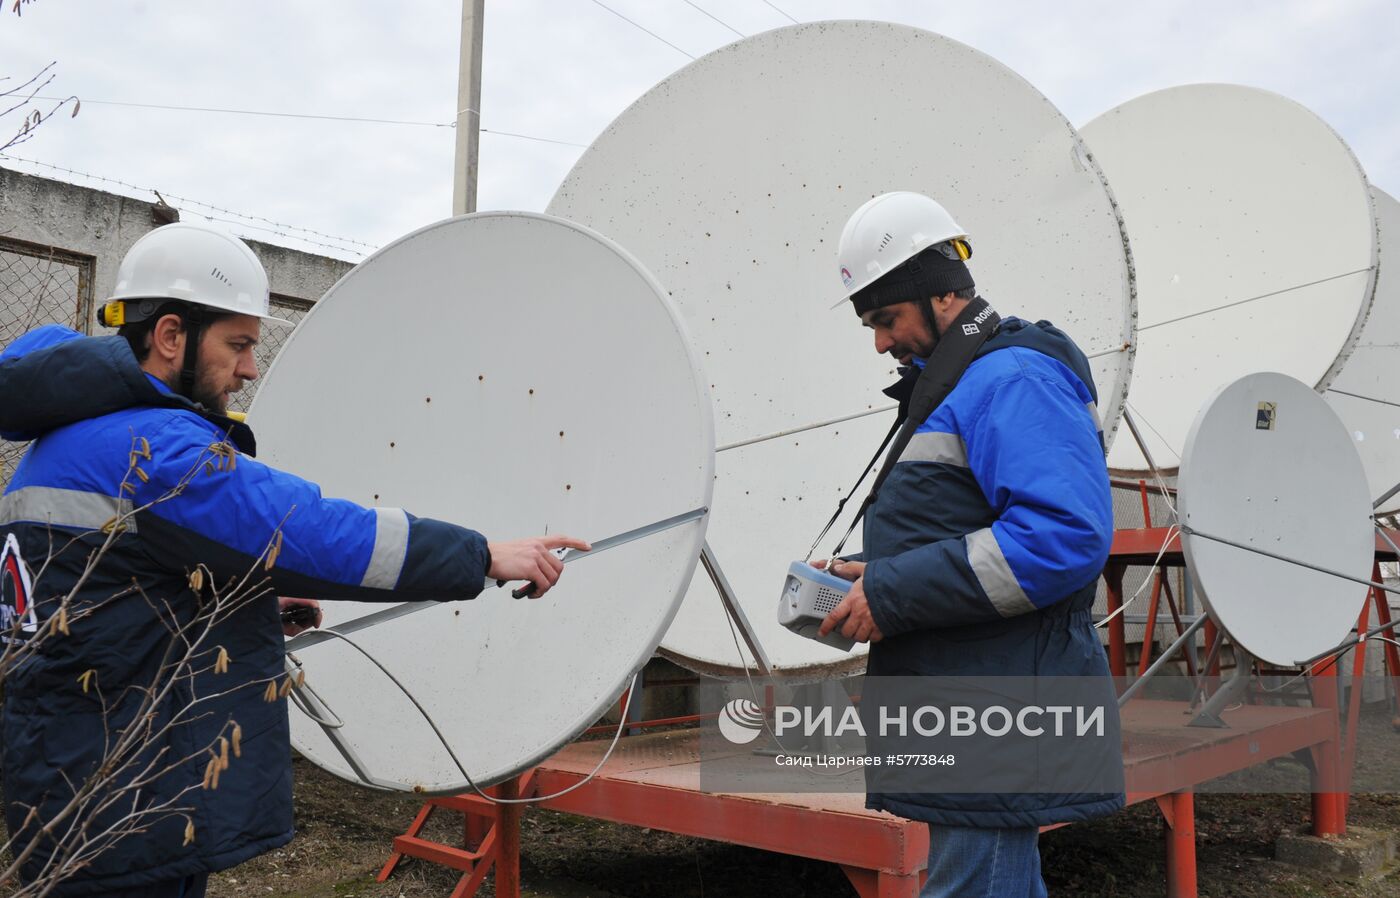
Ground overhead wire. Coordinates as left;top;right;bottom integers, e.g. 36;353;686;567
682;0;746;38
586;0;697;59
759;0;799;23
29;94;450;128
29;94;588;149
480;127;588;149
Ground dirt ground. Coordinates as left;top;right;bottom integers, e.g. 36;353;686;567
206;709;1400;898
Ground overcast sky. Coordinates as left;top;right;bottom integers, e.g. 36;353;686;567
2;0;1396;260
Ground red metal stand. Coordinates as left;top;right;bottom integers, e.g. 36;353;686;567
1156;791;1196;898
373;518;1400;898
376;772;535;898
1104;560;1128;679
1307;657;1346;836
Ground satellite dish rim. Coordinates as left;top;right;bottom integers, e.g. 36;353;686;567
1085;82;1379;476
1178;371;1372;667
1325;186;1400;514
550;19;1137;678
255;211;717;792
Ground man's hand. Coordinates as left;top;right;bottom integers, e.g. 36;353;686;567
818;576;884;644
488;535;592;598
279;597;321;637
814;558;865;582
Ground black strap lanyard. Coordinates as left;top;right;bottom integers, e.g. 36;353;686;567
805;297;1001;562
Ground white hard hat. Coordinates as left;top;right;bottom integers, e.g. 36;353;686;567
834;191;970;307
104;221;291;326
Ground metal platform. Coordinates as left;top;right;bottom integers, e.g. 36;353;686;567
375;505;1387;898
380;700;1340;898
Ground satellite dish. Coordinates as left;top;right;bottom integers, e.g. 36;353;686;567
1326;187;1400;513
548;20;1135;678
1081;84;1378;473
249;212;714;792
1179;372;1372;667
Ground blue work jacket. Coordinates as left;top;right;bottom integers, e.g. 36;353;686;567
860;317;1124;827
0;325;490;894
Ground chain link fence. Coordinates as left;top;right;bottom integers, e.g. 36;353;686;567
1;239;316;483
0;237;94;486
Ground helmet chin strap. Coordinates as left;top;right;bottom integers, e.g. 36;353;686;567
178;305;204;403
918;295;941;352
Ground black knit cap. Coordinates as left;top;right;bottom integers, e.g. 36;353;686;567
850;244;975;316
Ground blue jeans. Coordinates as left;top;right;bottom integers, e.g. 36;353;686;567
921;825;1046;898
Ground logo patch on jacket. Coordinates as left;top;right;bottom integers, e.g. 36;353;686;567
0;532;37;641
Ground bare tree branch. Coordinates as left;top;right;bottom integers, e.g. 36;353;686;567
0;437;304;895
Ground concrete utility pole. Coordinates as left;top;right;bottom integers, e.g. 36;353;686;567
453;0;485;215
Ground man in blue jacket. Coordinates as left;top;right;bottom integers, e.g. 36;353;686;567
0;222;586;897
818;193;1122;897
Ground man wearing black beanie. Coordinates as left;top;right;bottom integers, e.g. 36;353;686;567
818;193;1123;897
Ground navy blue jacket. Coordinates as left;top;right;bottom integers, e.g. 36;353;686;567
0;326;490;894
860;317;1124;827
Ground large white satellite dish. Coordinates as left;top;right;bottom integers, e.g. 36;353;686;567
1179;372;1372;667
1082;84;1378;473
1326;187;1400;513
549;20;1134;678
249;212;714;792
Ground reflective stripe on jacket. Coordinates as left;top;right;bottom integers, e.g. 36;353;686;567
861;317;1124;827
0;325;490;894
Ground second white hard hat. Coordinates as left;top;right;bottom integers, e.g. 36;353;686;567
107;221;291;325
834;191;970;307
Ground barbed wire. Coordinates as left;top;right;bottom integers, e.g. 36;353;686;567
0;154;373;257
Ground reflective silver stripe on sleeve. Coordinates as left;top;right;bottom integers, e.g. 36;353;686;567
361;507;410;590
898;431;968;467
1085;401;1103;432
966;527;1036;618
0;486;134;532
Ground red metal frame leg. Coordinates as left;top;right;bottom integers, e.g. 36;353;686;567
1138;570;1164;677
1104;561;1128;679
1308;659;1346;836
1340;601;1371;816
1159;576;1198;678
841;865;920;898
496;777;522;898
1367;561;1400;722
378;801;435;882
1156;791;1198;898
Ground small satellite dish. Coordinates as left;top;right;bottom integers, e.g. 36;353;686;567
1179;372;1372;667
549;20;1134;678
1326;187;1400;512
249;212;714;791
1081;84;1378;473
